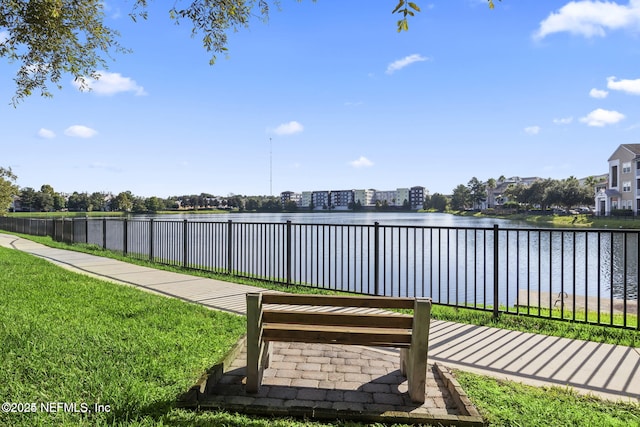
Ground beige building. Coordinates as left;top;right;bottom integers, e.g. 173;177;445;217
595;144;640;215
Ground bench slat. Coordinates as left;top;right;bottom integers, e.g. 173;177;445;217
261;293;415;309
262;310;413;329
263;323;412;347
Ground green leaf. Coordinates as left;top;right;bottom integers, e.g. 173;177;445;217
408;2;421;12
392;0;405;14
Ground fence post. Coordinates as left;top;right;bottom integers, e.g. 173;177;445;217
183;219;188;268
286;220;292;285
123;218;128;256
85;217;89;244
71;218;75;243
374;222;380;296
227;220;233;275
102;218;107;249
53;219;58;241
149;219;154;262
493;224;500;319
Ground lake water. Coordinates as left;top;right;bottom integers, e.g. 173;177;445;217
137;211;520;228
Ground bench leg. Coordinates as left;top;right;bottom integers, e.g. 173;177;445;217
407;298;431;403
400;348;408;376
246;293;262;393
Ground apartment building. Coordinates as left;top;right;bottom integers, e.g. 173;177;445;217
396;188;410;207
280;191;301;206
354;189;376;207
300;191;312;208
280;186;428;210
374;190;397;206
595;144;640;215
409;186;427;209
331;190;354;210
311;191;330;210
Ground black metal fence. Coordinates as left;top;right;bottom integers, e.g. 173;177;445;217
1;216;638;330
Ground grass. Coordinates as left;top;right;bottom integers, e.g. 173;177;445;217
431;305;638;347
0;246;246;426
459;210;640;230
455;370;640;427
1;243;639;426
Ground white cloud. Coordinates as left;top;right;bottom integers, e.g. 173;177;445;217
607;75;640;95
37;128;56;139
271;121;304;136
553;117;574;124
349;156;374;168
386;54;429;75
589;88;609;98
64;125;98;138
524;126;541;135
579;108;625;126
533;0;640;40
73;70;147;96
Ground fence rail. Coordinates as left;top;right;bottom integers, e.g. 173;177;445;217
1;216;638;330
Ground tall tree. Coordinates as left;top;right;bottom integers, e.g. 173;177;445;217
19;187;37;212
451;184;471;211
0;167;18;212
467;177;486;209
427;193;448;212
1;1;497;104
486;178;496;208
113;191;134;212
67;192;90;211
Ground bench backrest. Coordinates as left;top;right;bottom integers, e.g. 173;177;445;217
248;292;431;347
260;293;416;309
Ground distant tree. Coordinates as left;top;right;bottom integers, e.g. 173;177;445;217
467;177;486;209
113;191;134;212
89;191;107;211
283;200;298;212
451;184;471;210
428;193;448;212
245;198;260;211
145;196;165;212
0;167;18;212
67;192;90;211
351;200;364;211
259;199;282;212
401;199;411;211
486;178;496;208
549;177;592;210
132;197;147;213
422;194;430;210
34;190;54;212
53;193;66;211
19;187;37;212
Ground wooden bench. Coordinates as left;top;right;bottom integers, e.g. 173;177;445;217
245;292;432;403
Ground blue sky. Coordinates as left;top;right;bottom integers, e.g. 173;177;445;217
2;0;640;198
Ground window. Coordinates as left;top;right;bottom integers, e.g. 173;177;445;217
623;162;631;173
623;181;631;192
612;166;618;187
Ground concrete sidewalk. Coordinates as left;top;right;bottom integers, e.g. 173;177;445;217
1;232;638;405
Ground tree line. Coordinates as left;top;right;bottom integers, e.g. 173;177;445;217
447;176;596;212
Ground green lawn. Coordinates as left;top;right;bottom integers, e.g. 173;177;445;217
1;244;639;426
